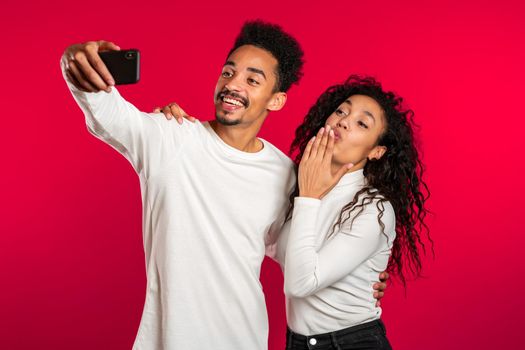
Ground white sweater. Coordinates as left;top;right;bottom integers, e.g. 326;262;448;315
62;64;295;349
276;169;396;335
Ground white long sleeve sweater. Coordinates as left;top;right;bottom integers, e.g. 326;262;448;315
62;62;295;349
277;169;396;335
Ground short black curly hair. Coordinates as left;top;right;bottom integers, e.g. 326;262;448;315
228;20;304;92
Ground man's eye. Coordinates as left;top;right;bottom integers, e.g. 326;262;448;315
222;71;233;78
358;121;369;129
248;78;259;85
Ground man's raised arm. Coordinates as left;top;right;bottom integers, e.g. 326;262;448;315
61;40;167;176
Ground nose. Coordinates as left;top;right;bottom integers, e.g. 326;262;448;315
225;74;243;92
336;117;349;130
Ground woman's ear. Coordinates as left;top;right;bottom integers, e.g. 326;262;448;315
368;145;387;161
267;92;287;112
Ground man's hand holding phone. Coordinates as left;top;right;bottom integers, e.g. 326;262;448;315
62;40;121;93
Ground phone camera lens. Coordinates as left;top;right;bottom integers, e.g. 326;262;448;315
125;52;136;59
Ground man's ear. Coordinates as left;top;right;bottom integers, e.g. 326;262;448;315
267;92;287;112
368;145;387;161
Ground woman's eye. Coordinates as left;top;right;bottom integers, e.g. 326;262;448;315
358;121;369;129
335;109;345;116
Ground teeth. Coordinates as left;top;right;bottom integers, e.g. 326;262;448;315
223;97;244;107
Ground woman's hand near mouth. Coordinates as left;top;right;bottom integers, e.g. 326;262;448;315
298;125;353;200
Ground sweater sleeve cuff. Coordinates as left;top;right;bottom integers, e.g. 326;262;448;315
294;196;321;207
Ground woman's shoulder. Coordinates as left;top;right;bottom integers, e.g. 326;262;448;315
346;189;396;232
353;188;393;211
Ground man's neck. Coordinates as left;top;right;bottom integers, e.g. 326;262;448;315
209;120;264;153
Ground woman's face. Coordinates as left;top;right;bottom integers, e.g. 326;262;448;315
325;94;387;170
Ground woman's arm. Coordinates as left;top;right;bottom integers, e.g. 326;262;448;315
284;125;394;298
284;197;394;298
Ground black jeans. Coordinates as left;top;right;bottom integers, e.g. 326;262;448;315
285;319;392;350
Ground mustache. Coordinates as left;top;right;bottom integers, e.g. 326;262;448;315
218;89;249;108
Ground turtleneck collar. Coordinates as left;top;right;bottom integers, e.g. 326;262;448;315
334;168;365;188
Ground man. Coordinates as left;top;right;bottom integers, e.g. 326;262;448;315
62;21;386;349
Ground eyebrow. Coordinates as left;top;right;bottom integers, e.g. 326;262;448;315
224;61;267;80
344;99;376;124
247;67;267;80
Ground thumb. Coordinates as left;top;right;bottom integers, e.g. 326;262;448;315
379;271;389;282
98;41;121;51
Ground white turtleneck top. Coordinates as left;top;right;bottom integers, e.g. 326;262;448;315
276;169;396;336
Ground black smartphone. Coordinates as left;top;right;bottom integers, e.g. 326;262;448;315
99;49;140;85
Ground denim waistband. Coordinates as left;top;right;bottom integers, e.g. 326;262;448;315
286;319;386;349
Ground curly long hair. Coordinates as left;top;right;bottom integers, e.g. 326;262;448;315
287;75;432;285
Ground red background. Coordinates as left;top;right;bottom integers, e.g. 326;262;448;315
1;0;524;349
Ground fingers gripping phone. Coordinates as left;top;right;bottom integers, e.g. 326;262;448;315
99;49;140;85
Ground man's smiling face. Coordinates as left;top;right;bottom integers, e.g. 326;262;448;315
214;45;280;127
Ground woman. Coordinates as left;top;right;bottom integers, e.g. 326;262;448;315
276;75;430;349
154;75;430;349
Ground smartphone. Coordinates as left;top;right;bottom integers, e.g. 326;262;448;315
99;49;140;85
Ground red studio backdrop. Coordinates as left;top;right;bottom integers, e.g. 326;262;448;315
1;0;524;349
